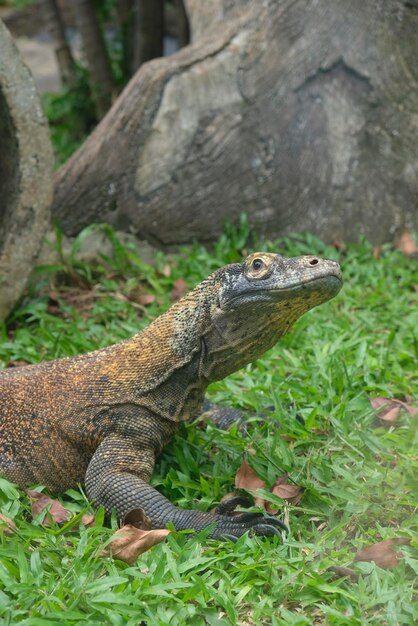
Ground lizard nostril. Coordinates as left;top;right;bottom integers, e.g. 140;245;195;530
309;258;319;266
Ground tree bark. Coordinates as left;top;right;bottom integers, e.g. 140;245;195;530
114;0;134;79
0;20;53;321
72;0;115;118
174;0;189;49
183;0;249;42
52;0;418;246
41;0;76;86
131;0;164;72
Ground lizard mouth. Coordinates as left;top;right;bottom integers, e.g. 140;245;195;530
270;273;343;297
222;273;343;308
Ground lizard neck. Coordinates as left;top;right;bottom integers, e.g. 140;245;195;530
100;275;219;421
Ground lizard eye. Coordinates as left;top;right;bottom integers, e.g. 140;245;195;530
252;258;264;271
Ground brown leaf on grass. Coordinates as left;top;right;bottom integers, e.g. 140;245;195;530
235;461;266;508
135;293;156;306
395;231;418;256
81;514;95;527
397;397;418;416
124;508;152;530
48;288;97;317
161;264;171;278
235;461;266;491
332;240;347;253
171;278;187;301
235;463;303;512
102;525;171;564
370;396;417;424
372;245;382;259
27;490;69;526
0;512;16;535
271;475;303;506
354;538;410;569
373;401;401;424
327;566;359;582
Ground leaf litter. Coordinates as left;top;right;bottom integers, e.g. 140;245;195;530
22;442;413;566
0;512;17;535
27;490;94;528
27;490;70;526
354;538;410;569
369;395;417;424
100;508;171;564
235;460;303;512
26;489;170;563
395;231;418;257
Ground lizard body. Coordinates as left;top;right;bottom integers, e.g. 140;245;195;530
0;252;342;537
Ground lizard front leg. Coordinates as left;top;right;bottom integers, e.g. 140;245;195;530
85;434;286;538
199;399;280;431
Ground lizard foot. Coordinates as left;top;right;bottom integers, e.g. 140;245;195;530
200;400;281;432
209;510;288;539
212;495;288;538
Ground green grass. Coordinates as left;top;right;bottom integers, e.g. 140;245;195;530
0;225;417;625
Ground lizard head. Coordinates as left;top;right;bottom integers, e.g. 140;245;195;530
218;252;342;315
199;252;342;379
169;251;342;384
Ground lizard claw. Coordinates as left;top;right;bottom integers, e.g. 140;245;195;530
218;533;239;542
209;509;288;539
251;523;283;537
233;511;289;533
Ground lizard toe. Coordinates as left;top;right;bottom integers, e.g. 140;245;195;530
215;495;254;514
210;509;288;539
251;523;283;537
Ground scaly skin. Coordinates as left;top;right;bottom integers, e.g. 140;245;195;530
0;252;342;538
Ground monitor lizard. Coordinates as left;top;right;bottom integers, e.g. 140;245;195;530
0;252;342;538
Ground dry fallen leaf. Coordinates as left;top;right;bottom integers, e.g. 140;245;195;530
27;490;69;526
171;278;187;301
124;508;152;530
135;293;156;306
395;231;418;256
102;525;171;564
354;538;410;569
372;245;382;259
370;396;417;424
235;461;266;491
332;240;347;253
235;462;303;512
396;397;418;416
0;512;16;535
81;514;95;527
235;461;266;508
327;566;359;582
48;287;96;317
161;264;171;278
271;476;303;506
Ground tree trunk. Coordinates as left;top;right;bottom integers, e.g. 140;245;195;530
0;20;53;321
72;0;115;118
41;0;76;86
174;0;189;49
52;0;418;246
114;0;134;80
183;0;249;42
131;0;164;72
